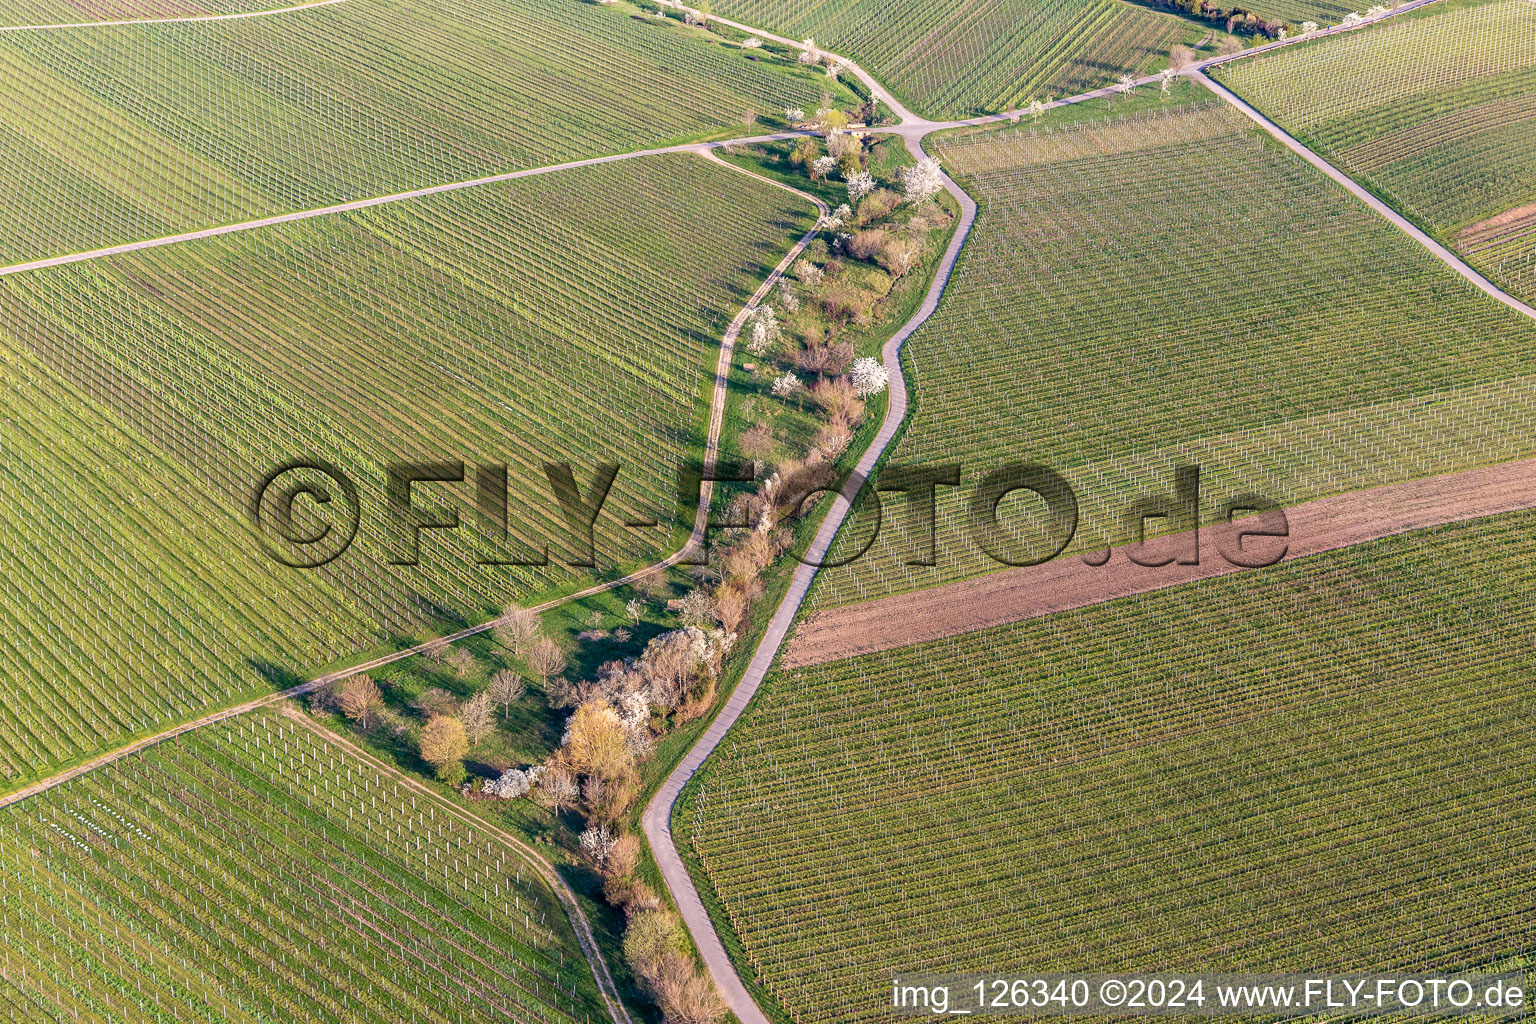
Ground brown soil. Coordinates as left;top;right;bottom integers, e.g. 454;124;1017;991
1457;202;1536;253
782;457;1536;669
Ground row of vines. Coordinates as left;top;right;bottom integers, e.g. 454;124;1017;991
682;511;1536;1022
0;708;603;1022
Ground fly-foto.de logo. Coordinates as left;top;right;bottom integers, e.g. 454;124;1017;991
249;459;1289;572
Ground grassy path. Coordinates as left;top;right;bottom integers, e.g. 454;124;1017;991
0;1;1510;1020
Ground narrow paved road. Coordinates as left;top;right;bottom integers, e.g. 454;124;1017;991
640;124;980;1024
1192;69;1536;321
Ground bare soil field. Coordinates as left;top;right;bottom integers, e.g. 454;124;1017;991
783;456;1536;667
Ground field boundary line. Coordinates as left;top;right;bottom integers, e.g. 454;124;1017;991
276;706;636;1024
783;455;1536;667
1192;68;1536;322
0;0;349;31
0;155;822;813
0;134;811;278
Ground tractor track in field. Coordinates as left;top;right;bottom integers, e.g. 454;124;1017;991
6;1;1524;1022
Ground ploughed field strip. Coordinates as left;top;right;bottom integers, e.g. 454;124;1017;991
804;103;1536;613
0;709;601;1023
784;456;1536;667
0;341;371;785
0;0;286;23
0;0;841;265
0;153;815;782
707;0;1190;119
680;511;1536;1023
1212;0;1536;303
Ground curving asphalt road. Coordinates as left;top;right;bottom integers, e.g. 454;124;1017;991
640;125;979;1024
0;2;1502;1021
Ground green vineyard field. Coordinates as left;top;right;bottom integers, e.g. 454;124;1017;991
804;103;1536;611
0;0;843;264
0;341;370;783
0;709;602;1022
0;0;285;24
1213;0;1536;303
0;152;815;784
708;0;1192;119
681;511;1536;1022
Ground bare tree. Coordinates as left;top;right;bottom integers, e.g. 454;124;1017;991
442;646;476;679
536;766;579;813
527;635;568;689
410;686;458;719
739;422;777;463
487;669;526;721
1169;44;1196;70
494;605;541;656
461;690;496;745
655;953;728;1023
338;675;384;730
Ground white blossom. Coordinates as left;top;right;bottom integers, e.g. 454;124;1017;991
745;305;780;356
846;171;876;202
798;37;819;63
1365;4;1388;16
1340;11;1364;25
1026;99;1047;121
579;825;617;863
784;106;806;123
826;60;847;79
1300;20;1319;33
682;626;735;675
485;767;531;799
777;277;800;313
795;260;824;288
901;157;944;204
681;6;704;23
618;689;651;730
849;356;889;397
1115;73;1138;95
742;35;763;48
771;371;804;398
812;155;839;179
